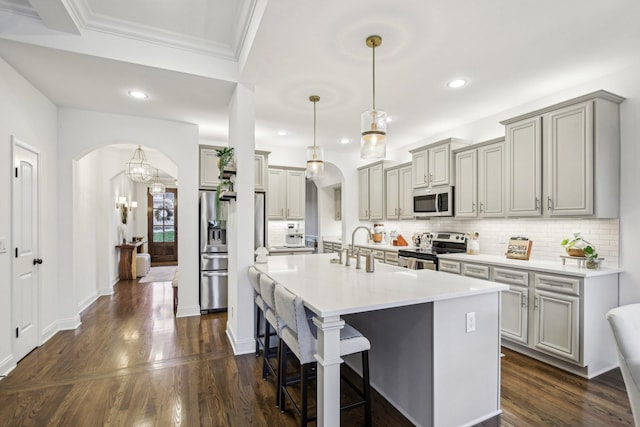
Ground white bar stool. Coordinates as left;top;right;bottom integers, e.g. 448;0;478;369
274;283;372;426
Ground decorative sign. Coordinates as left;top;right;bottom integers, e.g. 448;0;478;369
506;236;533;260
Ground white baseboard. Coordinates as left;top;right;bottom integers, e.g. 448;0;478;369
77;292;98;314
57;314;81;331
41;320;59;344
0;353;16;379
225;324;254;355
175;305;201;318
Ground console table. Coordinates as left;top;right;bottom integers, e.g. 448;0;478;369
116;241;145;279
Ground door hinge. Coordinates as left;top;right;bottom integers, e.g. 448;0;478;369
16;328;19;338
15;167;18;178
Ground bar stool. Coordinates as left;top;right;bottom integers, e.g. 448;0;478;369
248;266;269;357
259;274;284;403
274;284;372;426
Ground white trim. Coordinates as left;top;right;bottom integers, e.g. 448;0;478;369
175;305;201;318
0;353;16;379
226;324;254;355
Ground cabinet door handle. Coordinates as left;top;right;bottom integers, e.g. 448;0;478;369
534;295;539;309
398;208;402;215
479;202;484;212
522;294;528;307
547;197;553;211
429;173;433;183
535;197;540;209
287;208;290;217
472;202;476;212
281;208;284;216
424;174;427;184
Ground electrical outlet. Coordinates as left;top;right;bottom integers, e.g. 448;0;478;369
466;312;476;333
0;237;7;254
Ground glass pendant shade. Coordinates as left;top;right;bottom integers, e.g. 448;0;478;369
126;145;152;182
306;94;324;179
149;168;165;195
306;145;324;178
360;109;387;159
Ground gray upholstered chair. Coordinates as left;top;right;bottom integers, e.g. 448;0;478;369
607;304;640;426
274;283;371;426
259;274;284;403
248;266;267;357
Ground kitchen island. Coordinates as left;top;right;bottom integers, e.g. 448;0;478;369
254;253;508;426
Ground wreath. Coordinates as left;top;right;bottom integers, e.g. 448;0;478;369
155;207;174;222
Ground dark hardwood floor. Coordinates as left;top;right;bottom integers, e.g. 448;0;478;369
0;275;634;426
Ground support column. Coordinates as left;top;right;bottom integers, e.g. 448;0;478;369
313;315;345;427
226;83;257;353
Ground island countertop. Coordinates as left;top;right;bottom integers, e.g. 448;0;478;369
253;253;507;426
253;253;507;318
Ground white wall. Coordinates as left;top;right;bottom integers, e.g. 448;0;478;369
58;109;201;325
0;58;58;375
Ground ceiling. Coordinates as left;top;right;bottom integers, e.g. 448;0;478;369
1;0;640;157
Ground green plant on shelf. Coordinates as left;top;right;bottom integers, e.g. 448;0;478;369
215;147;234;180
561;232;600;269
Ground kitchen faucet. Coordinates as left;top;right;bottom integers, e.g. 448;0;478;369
351;226;373;269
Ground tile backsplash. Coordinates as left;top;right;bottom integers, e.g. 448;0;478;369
268;220;306;247
375;218;619;268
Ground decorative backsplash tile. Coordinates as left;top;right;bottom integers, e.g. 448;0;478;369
382;218;619;268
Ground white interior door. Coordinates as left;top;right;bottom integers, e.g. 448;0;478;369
12;138;40;361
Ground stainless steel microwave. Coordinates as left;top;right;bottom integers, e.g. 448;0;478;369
413;186;454;217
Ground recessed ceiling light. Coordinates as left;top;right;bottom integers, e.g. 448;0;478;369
127;90;149;99
447;79;467;89
339;138;350;144
277;130;287;136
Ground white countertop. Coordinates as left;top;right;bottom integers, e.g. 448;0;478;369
438;252;622;278
351;242;417;252
322;236;342;245
268;246;314;254
253;253;507;318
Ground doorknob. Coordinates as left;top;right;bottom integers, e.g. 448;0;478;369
33;258;43;265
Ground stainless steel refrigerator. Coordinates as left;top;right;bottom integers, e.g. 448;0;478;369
200;190;228;312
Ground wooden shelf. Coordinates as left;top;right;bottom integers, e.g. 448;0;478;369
221;166;237;179
219;191;236;201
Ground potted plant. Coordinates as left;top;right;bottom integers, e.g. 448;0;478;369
215;147;234;177
561;232;601;269
214;147;234;217
561;232;593;257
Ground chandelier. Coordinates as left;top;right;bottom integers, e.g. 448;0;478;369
360;35;387;159
149;168;166;196
126;145;152;182
306;95;324;179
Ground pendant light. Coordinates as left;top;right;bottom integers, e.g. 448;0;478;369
149;168;165;196
360;35;387;159
126;145;153;182
306;95;324;178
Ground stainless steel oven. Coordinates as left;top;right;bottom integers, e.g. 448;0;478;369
398;232;467;270
413;186;454;217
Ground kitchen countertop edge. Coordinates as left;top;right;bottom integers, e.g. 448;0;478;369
437;253;622;277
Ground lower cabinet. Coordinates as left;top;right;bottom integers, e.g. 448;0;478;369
440;258;618;378
323;241;342;253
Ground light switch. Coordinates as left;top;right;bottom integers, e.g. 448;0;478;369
466;312;476;333
0;237;7;254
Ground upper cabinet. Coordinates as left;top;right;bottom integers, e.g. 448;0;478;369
255;151;269;191
200;145;269;191
199;145;222;189
358;161;388;221
410;138;470;189
268;167;305;220
502;90;624;218
385;163;413;220
455;138;505;218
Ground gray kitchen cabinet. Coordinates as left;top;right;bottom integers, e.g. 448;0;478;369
199;145;222;189
410;138;470;189
268;167;305;220
385;162;413;220
454;149;477;217
439;256;619;378
503;91;624;218
439;259;461;274
254;151;269;191
358;161;387;221
493;267;529;345
455;138;505;218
